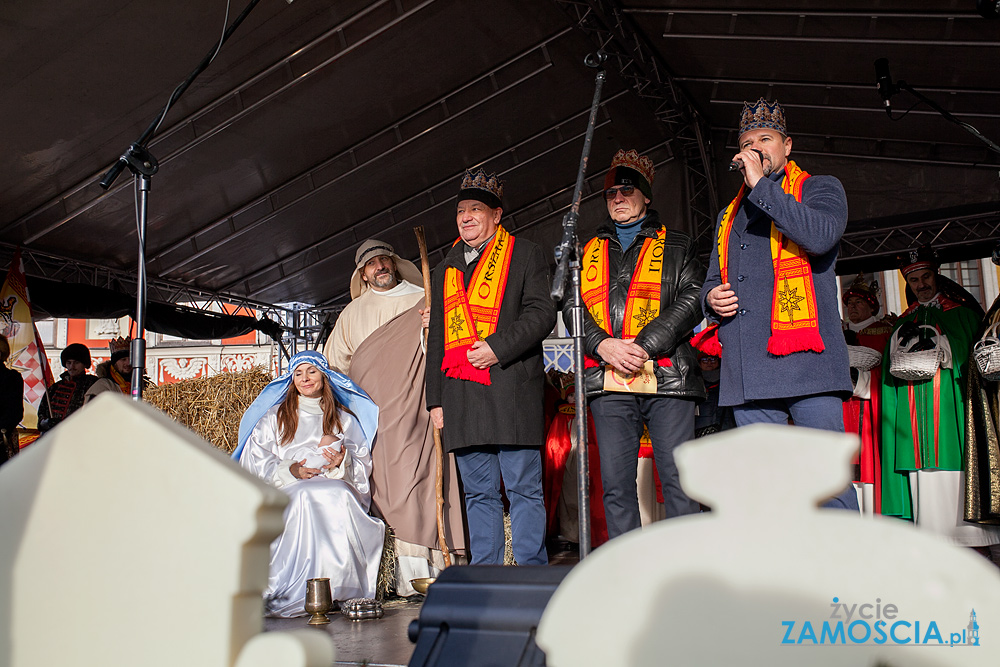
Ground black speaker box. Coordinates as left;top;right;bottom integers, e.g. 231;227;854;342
408;565;572;667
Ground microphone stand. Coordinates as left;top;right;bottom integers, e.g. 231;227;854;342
97;0;267;400
551;51;606;560
893;81;1000;156
876;59;1000;157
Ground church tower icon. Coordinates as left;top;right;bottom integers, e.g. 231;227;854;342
968;609;980;646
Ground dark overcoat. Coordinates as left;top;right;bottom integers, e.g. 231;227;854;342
700;166;852;407
425;234;556;453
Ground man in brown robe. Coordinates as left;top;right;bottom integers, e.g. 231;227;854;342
332;242;466;595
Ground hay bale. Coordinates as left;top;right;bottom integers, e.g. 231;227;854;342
144;367;272;453
377;526;396;601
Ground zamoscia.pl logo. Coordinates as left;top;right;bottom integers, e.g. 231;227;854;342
780;598;980;646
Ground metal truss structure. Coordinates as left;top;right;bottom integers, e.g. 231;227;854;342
1;241;353;355
0;243;276;316
644;6;1000;49
552;0;720;254
839;204;1000;269
0;243;328;354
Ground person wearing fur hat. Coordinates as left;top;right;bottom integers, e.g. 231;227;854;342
698;97;856;509
880;245;1000;548
37;342;99;431
571;148;706;540
85;336;140;401
322;239;425;374
840;274;895;514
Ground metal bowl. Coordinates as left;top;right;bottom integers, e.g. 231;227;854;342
410;577;436;594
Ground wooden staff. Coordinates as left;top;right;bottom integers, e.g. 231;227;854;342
414;226;451;567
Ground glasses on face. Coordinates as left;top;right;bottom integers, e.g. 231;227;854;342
604;185;636;200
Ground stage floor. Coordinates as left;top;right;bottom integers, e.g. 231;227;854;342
262;544;581;666
264;598;422;667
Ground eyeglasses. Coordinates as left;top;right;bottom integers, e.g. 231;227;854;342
604;185;636;200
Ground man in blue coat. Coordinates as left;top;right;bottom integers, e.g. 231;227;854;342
700;98;855;507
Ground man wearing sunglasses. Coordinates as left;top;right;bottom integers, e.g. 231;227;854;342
572;149;707;540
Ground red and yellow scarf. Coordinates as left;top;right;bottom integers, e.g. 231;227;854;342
109;364;130;394
441;225;515;385
693;161;824;357
580;225;671;368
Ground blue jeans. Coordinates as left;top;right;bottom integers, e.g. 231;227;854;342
590;394;700;539
732;394;859;511
453;445;547;565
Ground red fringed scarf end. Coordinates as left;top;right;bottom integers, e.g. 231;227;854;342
766;329;825;356
690;325;722;356
442;345;492;385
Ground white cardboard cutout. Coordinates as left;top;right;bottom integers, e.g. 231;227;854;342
0;393;333;667
537;424;1000;666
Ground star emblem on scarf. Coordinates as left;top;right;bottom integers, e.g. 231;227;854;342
633;301;657;329
448;312;466;337
778;277;805;321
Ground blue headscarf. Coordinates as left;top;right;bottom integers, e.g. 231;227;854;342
232;350;378;461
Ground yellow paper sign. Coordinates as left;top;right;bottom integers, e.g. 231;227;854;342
603;361;657;394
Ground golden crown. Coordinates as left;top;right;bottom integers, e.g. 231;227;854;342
845;273;880;297
739;98;787;137
108;336;131;354
609;149;655;186
460;168;504;202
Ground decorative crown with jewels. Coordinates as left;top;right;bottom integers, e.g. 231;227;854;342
739;97;787;137
108;336;131;354
608;149;655;186
460;168;504;202
843;273;881;313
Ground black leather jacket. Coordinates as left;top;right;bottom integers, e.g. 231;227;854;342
571;211;706;400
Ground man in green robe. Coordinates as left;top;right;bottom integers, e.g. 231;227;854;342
881;245;999;547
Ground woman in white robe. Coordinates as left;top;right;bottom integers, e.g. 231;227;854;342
234;351;385;617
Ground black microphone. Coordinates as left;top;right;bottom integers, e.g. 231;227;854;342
874;58;895;117
728;148;765;172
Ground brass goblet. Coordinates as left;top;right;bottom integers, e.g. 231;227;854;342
304;578;333;625
410;577;435;595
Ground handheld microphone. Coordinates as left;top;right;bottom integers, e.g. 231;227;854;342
728;148;765;172
874;58;895;117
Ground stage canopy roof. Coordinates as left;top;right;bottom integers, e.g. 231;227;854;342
2;0;998;311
